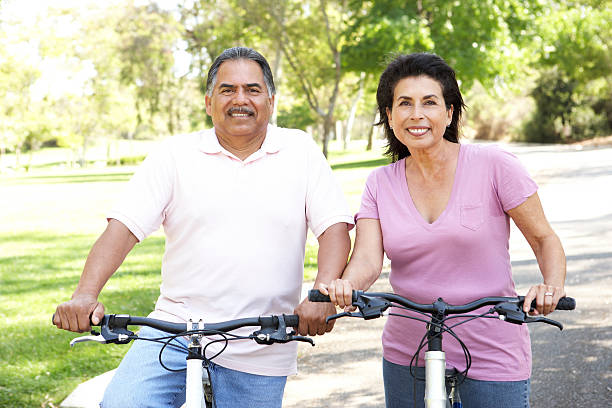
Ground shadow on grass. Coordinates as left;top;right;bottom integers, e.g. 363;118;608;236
0;172;134;185
0;232;164;297
0;231;165;407
331;157;390;171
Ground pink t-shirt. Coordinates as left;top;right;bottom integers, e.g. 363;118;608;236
107;125;353;376
356;143;538;381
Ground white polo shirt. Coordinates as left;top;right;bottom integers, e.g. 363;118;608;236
107;125;353;375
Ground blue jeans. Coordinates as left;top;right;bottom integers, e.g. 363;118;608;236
383;358;531;408
101;327;287;408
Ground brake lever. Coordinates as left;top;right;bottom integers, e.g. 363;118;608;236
252;329;315;346
70;331;108;347
288;335;315;346
525;316;564;330
494;302;563;330
325;311;364;323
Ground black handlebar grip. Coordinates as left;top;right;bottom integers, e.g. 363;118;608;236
529;296;576;310
555;297;576;310
308;289;332;302
283;314;300;327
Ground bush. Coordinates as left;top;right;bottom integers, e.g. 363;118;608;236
464;82;532;142
522;70;611;143
107;155;146;166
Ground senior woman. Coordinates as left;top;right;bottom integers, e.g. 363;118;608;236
321;53;566;408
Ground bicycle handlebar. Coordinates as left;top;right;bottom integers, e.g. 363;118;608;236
308;290;576;312
308;289;575;329
103;314;300;335
66;313;311;347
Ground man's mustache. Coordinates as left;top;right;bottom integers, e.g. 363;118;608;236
227;107;254;115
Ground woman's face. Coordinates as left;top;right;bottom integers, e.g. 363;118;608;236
386;75;453;152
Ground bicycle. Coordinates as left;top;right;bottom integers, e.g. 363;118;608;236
63;313;314;408
308;289;576;408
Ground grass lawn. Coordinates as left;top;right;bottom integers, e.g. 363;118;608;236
0;140;388;407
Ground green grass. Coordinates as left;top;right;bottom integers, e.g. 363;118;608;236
0;140;386;407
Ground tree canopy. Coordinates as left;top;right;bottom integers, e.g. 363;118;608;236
0;0;610;168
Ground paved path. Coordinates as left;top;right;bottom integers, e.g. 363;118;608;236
61;143;612;407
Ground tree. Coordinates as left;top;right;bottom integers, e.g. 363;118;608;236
116;2;188;136
342;0;539;88
0;11;41;169
230;0;360;157
523;1;612;142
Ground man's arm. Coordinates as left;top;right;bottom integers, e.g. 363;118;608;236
53;219;138;332
294;222;351;336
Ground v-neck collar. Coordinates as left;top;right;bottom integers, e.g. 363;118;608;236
399;143;464;230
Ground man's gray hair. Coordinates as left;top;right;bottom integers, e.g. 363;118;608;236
205;47;276;97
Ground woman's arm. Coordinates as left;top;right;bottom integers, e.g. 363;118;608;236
507;192;567;315
321;218;385;308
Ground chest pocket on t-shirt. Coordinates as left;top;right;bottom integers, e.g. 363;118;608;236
460;204;484;231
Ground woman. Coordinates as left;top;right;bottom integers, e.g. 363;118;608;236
321;53;566;408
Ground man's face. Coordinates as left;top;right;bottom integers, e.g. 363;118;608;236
205;59;274;141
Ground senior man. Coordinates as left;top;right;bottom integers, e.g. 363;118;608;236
53;46;353;408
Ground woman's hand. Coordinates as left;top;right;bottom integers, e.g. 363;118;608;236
319;279;357;311
523;283;566;316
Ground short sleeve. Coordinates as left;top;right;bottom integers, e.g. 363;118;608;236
106;139;175;241
304;136;354;237
489;146;538;212
355;170;380;221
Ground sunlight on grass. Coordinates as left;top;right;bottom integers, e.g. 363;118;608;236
0;140;386;407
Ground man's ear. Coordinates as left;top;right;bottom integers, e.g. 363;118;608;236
205;95;212;117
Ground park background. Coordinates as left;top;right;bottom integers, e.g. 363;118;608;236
1;0;611;406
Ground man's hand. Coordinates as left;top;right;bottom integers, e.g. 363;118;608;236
294;297;336;336
52;294;105;333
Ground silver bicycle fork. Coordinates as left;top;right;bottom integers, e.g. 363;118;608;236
185;321;213;408
423;303;463;408
425;351;448;408
423;351;463;408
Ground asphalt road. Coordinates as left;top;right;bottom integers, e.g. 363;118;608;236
283;142;612;408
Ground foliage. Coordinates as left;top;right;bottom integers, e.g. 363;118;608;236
523;69;611;143
277;102;318;130
342;0;536;87
116;2;194;136
522;3;612;143
107;155;147;166
2;0;612;175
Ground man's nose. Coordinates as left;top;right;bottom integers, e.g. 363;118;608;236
232;88;249;104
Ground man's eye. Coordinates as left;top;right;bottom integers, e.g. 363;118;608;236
425;100;436;105
249;88;261;93
399;101;410;106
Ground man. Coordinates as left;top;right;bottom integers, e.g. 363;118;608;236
53;47;353;408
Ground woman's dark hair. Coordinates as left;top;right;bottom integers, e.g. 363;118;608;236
206;47;275;97
376;53;466;162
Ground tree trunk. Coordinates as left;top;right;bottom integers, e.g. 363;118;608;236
271;45;283;126
80;137;88;168
344;72;366;150
367;108;378;151
322;115;334;158
0;144;5;173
